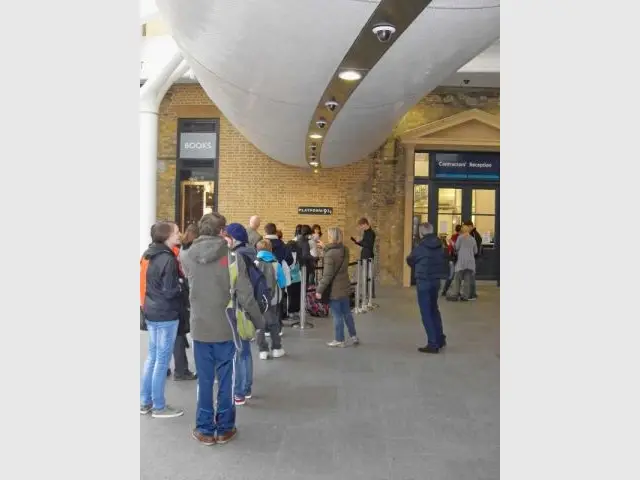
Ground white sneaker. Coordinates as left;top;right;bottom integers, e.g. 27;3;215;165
265;332;271;337
327;340;345;348
259;351;270;360
272;348;285;358
350;336;360;345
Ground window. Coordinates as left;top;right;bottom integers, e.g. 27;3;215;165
471;189;496;245
437;188;462;238
412;185;429;244
414;152;429;177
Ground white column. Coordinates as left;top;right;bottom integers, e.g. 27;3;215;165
139;53;188;254
139;107;159;254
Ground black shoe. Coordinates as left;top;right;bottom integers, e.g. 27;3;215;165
440;336;447;349
174;371;197;381
167;369;171;377
446;296;458;302
418;346;440;354
460;297;469;302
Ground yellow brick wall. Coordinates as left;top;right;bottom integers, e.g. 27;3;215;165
156;84;500;285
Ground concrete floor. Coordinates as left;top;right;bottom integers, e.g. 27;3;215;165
140;284;500;480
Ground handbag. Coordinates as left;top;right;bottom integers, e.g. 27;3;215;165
320;247;346;304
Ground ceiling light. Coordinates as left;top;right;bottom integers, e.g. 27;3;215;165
316;117;327;129
338;70;362;81
309;133;323;139
313;168;319;174
309;160;319;167
310;143;317;151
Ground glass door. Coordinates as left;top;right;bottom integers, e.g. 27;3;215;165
180;181;215;231
437;187;463;245
468;187;498;280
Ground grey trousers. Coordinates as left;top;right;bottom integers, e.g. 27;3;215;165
173;335;190;375
448;269;474;300
256;308;282;352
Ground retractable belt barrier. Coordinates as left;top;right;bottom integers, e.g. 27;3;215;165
291;265;313;330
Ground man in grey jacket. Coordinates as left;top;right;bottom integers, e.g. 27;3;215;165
247;215;262;247
180;212;264;446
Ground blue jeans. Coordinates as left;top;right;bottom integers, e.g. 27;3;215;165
234;339;253;398
416;281;445;348
329;297;357;342
193;340;236;436
140;319;179;410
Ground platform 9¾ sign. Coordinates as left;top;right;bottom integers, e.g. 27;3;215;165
298;206;333;215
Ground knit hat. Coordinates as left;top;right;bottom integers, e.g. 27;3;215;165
225;223;248;245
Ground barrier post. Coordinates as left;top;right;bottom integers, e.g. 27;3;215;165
367;258;378;309
359;258;369;313
292;265;314;329
353;260;361;314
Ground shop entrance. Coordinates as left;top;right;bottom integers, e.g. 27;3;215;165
175;162;216;232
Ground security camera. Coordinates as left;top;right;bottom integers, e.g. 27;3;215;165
372;23;396;43
310;152;317;160
325;99;339;112
316;118;327;129
463;79;470;85
310;143;317;151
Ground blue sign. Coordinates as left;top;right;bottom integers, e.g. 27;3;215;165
433;153;499;180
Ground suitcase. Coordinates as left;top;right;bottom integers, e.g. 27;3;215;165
305;285;330;317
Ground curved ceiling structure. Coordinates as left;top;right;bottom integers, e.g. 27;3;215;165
155;0;500;168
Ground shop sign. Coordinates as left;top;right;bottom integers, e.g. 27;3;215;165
179;132;217;159
298;206;333;215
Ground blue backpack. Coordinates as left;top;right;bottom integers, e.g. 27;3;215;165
239;253;272;313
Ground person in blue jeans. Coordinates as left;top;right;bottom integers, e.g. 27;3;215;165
316;227;359;347
406;222;447;354
180;214;265;446
140;221;185;418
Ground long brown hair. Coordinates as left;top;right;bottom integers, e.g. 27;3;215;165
182;223;199;247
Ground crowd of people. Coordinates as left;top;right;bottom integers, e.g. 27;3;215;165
139;213;375;445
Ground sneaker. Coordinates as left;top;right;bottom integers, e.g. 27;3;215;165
245;391;252;400
265;332;271;337
140;403;152;415
259;351;270;360
272;348;285;358
440;336;447;349
174;371;197;381
468;296;477;301
217;427;237;445
234;396;246;406
350;336;360;345
279;331;284;337
151;405;184;418
446;296;459;302
192;429;216;446
418;345;440;354
327;340;345;348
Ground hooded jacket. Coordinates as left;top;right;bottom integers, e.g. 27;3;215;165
406;234;446;284
316;244;351;300
180;235;234;343
264;234;293;265
142;243;183;321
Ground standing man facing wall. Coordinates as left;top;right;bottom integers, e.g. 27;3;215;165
247;216;262;247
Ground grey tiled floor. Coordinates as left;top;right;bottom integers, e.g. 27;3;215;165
140;284;500;480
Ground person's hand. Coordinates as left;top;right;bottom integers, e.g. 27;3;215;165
315;292;322;299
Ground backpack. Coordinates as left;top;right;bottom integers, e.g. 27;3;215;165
256;259;282;307
228;258;255;341
238;253;272;314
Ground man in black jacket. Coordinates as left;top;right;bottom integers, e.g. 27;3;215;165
140;222;185;418
406;222;447;354
351;217;376;298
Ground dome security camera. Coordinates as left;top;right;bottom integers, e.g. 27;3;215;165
325;99;339;112
310;143;317;151
372;23;396;43
316;118;327;129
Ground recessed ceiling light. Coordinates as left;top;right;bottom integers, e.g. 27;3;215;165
309;133;323;139
313;168;319;174
309;160;319;167
338;70;362;81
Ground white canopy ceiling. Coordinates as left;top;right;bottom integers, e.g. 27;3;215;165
155;0;500;167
